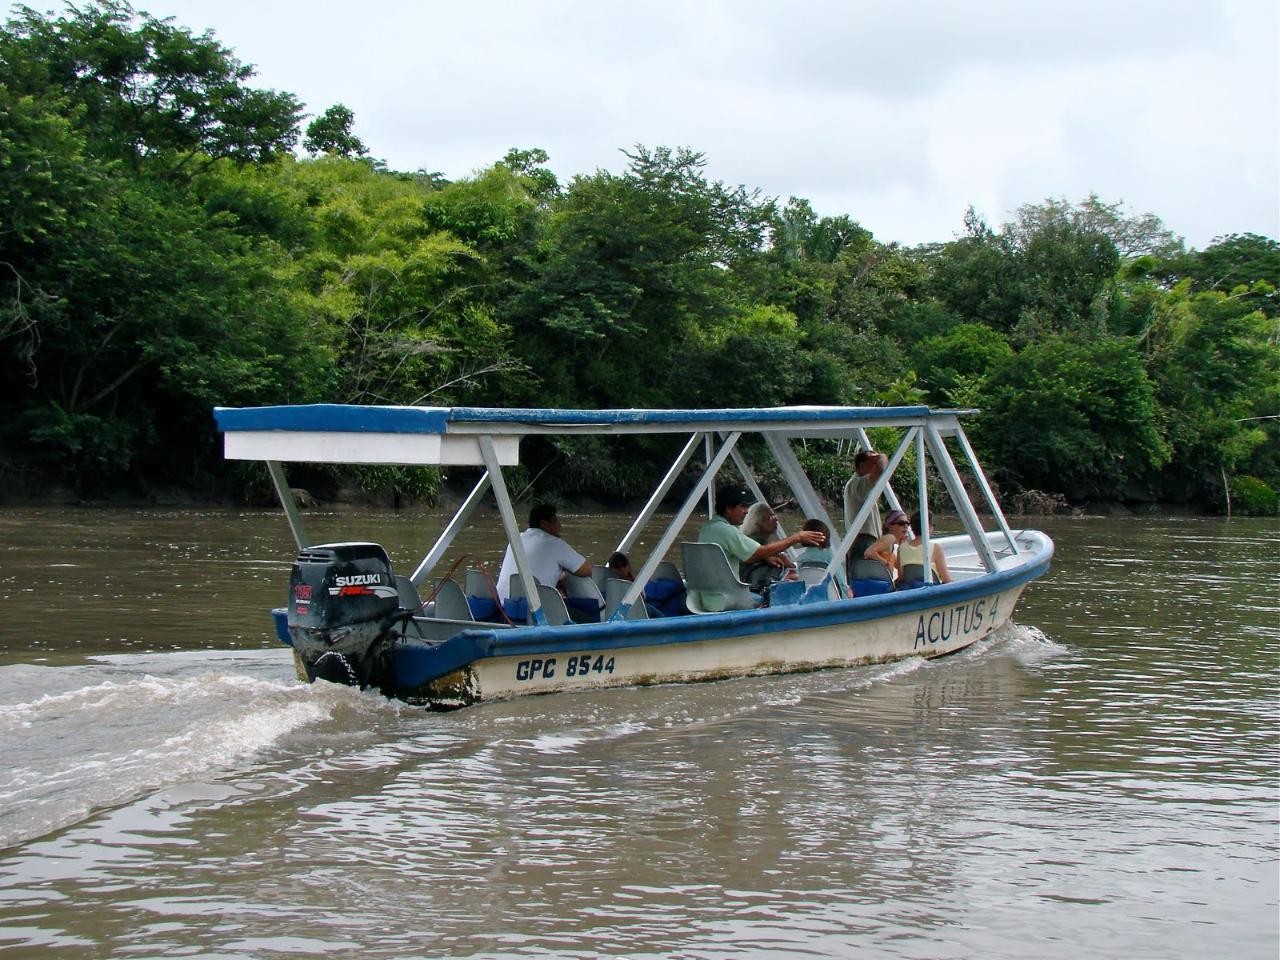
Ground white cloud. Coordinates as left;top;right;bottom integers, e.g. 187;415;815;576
6;0;1277;247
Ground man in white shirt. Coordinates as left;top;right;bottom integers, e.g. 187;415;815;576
496;504;592;602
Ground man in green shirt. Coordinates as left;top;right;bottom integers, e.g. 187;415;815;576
698;486;825;604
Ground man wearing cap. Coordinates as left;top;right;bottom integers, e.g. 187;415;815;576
699;486;825;596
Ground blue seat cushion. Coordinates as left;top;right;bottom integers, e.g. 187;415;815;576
852;579;894;597
644;577;686;617
766;579;806;607
564;595;602;622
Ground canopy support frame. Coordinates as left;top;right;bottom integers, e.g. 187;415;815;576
611;431;743;621
479;436;545;624
266;460;310;551
409;472;492;586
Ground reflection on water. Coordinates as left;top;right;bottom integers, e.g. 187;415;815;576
0;509;1275;958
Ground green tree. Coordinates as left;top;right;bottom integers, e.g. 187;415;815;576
264;157;520;408
1163;233;1279;319
929;200;1124;340
977;336;1170;500
912;322;1013;398
503;145;774;408
1142;282;1279;504
0;1;302;180
303;103;368;159
0;2;310;492
496;146;559;201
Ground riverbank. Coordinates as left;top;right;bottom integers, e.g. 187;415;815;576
0;479;1230;519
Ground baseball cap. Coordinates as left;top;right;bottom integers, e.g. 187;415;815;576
715;485;757;513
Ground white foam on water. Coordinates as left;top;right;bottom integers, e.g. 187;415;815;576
0;662;349;849
759;654;927;708
979;620;1070;663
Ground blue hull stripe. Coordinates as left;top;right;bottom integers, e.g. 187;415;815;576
390;549;1052;690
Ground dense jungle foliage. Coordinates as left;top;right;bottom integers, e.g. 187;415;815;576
2;3;1277;513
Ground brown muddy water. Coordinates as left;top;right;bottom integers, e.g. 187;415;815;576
0;507;1276;959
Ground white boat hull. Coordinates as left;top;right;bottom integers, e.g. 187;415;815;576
409;583;1025;707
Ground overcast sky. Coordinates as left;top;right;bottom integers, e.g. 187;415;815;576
11;0;1279;249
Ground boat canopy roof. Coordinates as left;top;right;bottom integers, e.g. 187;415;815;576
215;403;975;465
215;401;1020;611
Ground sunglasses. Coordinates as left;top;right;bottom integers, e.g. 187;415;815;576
890;520;909;527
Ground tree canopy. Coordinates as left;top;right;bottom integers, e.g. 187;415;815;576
1;3;1276;513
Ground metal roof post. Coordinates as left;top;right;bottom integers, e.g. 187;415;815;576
704;434;716;517
612;431;744;620
916;428;931;585
762;431;835;532
855;426;903;513
825;426;918;583
478;436;544;625
265;460;309;550
923;423;1000;572
409;472;492;586
618;432;702;556
949;424;1020;556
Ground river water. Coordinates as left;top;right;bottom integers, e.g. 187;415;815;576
0;507;1275;959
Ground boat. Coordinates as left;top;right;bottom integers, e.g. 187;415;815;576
213;404;1054;708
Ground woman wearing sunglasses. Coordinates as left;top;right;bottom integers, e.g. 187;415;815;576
863;509;912;583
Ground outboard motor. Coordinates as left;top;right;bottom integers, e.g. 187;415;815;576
288;542;401;693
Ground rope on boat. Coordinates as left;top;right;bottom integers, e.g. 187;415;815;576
478;563;517;626
417;553;470;611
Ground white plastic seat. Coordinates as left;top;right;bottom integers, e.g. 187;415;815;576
395;575;424;612
589;564;611;593
534;583;571;626
681;542;759;614
652;560;682;584
850;557;894;582
796;566;841;601
563;573;606;622
464;568;494;600
506;576;571;626
430;578;473;621
604;577;648;620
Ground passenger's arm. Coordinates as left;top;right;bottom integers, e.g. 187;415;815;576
933;546;952;584
745;530;822;565
863;534;892;561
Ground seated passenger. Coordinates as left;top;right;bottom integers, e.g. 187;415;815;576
896;511;953;587
496;504;592;602
863;509;910;584
698;486;824;599
607;551;634;580
739;501;797;591
794;518;850;597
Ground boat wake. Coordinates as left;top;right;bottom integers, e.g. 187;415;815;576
0;650;395;850
976;620;1068;662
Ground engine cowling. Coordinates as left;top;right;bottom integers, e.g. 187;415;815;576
288;542;400;691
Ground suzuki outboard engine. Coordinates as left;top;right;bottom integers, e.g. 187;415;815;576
288;542;401;693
